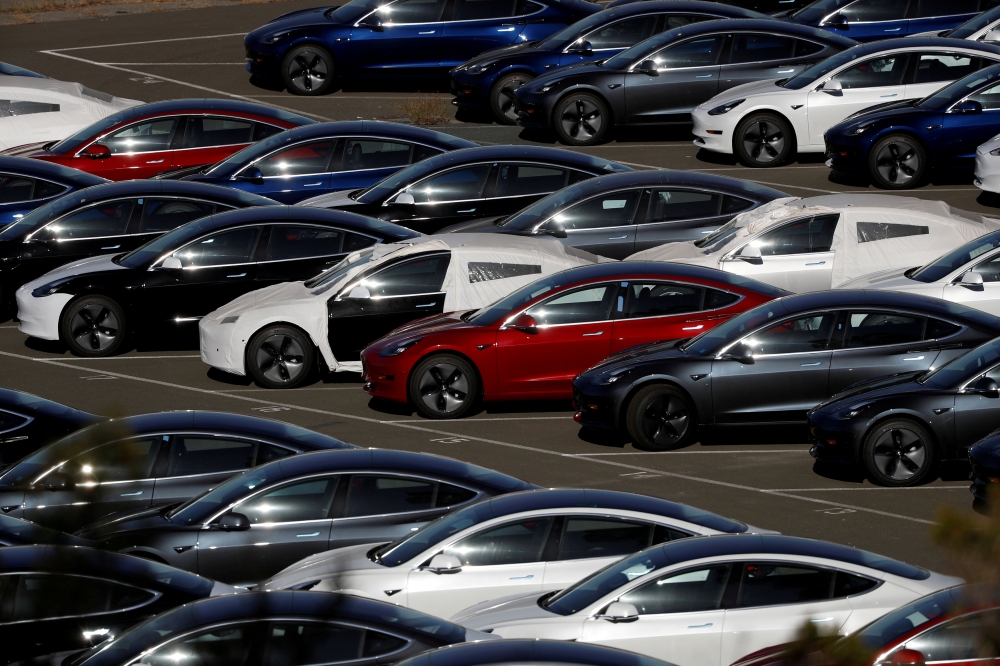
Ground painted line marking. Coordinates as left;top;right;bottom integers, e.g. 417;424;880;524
48;33;247;51
430;437;469;444
816;507;856;515
245;94;454;100
56;355;202;360
771;486;965;491
577;449;806;456
402;416;571;422
101;62;248;66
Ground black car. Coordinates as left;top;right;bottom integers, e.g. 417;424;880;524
15;206;421;356
0;388;103;464
0;545;237;664
0;181;277;313
77;449;535;585
808;337;1000;487
298;145;632;233
511;19;857;145
0;156;105;229
0;411;356;533
572;290;1000;451
398;640;676;666
970;428;1000;506
0;515;90;546
607;0;816;12
59;592;494;666
436;170;788;259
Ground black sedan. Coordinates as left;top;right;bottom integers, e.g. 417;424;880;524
398;640;676;666
298;145;632;233
15;206;420;356
808;337;1000;487
59;592;493;666
970;428;1000;507
0;180;277;313
436;170;788;259
0;411;355;533
0;156;105;228
0;387;103;464
0;545;237;664
512;19;857;145
0;515;90;546
77;449;535;585
572;290;1000;450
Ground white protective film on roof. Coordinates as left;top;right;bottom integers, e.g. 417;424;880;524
0;75;142;150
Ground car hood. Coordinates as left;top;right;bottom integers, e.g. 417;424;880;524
263;543;386;590
814;372;926;411
519;61;611;92
252;5;335;32
22;253;127;290
371;311;474;348
75;503;175;540
299;189;360;209
837;266;919;289
833;100;923;134
451;590;559;627
697;78;786;109
453;41;542;72
979;133;1000;155
204;280;317;321
580;339;689;378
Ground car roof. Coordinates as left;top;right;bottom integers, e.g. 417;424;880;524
0;156;107;187
556;169;789;200
604;0;762;16
0;515;92;547
856;36;1000;58
639;18;858;51
69;179;279;206
397;639;678;666
265;120;478;149
88;98;316;127
383;145;630;182
0;387;103;427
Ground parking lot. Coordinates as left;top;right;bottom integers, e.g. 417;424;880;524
0;1;987;572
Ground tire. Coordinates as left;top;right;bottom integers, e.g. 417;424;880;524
246;325;316;389
869;134;926;190
625;384;697;451
281;45;335;96
734;113;794;167
862;418;937;487
60;295;127;357
490;72;534;125
408;354;479;419
553;92;610;146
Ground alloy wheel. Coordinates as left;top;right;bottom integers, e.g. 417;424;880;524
255;334;306;384
560;98;603;142
287;51;328;93
70;305;119;352
871;427;926;481
875;139;920;186
496;78;525;123
640;394;689;447
417;362;470;415
742;120;785;164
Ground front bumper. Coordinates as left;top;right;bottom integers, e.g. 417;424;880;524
199;317;245;376
572;387;617;430
360;349;410;404
807;420;855;466
691;107;731;154
245;45;282;79
824;139;865;174
514;95;550;129
969;460;998;504
450;77;487;110
974;150;1000;194
15;286;70;341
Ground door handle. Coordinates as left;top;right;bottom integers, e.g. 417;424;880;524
498;27;516;31
682;325;704;330
101;245;121;250
805;261;826;266
227;273;247;278
801;361;822;366
700;230;714;234
303;182;322;187
695;74;713;78
120;490;143;497
903;356;925;361
419;30;435;34
296;532;321;537
509;574;534;580
688;623;713;628
416;302;437;308
884;27;901;31
457;208;476;213
811;617;834;623
582;331;604;336
146;159;165;164
777;69;795;73
608;235;628;239
880;94;897;98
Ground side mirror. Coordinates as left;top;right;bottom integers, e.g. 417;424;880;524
569;39;593;55
509;313;538;334
348;285;371;300
599;602;639;623
42;471;74;491
237;165;264;184
161;256;182;270
723;342;755;364
958;270;984;288
891;649;926;666
360;14;383;30
393;192;415;206
738;243;763;264
824;12;847;27
426;553;462;574
539;223;567;238
954;100;983;114
983;28;1000;43
219;512;251;531
83;144;111;160
820;79;843;96
972;376;999;395
637;59;658;76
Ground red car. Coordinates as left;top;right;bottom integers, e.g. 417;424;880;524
361;261;787;419
3;99;313;180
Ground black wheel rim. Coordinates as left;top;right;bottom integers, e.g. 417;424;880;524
640;395;689;446
560;98;602;142
70;305;119;352
875;139;920;186
256;334;306;384
871;427;926;481
417;362;470;414
742;120;785;164
496;78;525;123
287;51;328;93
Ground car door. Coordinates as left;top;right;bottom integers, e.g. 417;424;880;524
135;621;262;666
175;115;256;171
327;252;451;362
720;214;838;293
255;223;369;284
331;138;435;195
942;248;1000;316
382;163;494;233
565;13;665;66
535;188;644;259
824;0;910;42
710;311;837;424
84;117;181;180
348;0;446;77
440;0;532;69
579;563;731;666
610;281;742;353
150;434;259;507
806;54;911;146
634;188;745;251
406;516;552;618
494;282;617;396
941;80;1000;167
26;199;138;277
250;140;337;203
624;35;726;124
953;363;1000;454
128;198;225;251
719;33;810;94
261;620;395;666
903;52;987;101
907;0;980;36
492;163;579;220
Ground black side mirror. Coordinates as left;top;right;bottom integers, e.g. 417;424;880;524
42;471;74;491
568;39;593;55
973;376;999;395
360;15;383;30
219;512;251;531
825;13;847;26
723;343;755;364
954;100;983;115
237;166;264;184
637;59;658;76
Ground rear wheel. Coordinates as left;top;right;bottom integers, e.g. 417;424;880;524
734;113;793;167
553;92;610;146
282;45;334;96
408;354;479;419
625;384;697;451
869;134;926;189
246;325;315;389
490;72;534;125
60;295;127;357
862;418;936;486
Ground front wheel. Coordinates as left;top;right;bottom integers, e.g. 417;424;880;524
869;134;926;189
60;295;127;357
625;384;697;451
490;73;534;125
862;419;936;486
408;354;479;419
246;326;316;389
282;45;335;96
553;93;610;146
734;113;794;167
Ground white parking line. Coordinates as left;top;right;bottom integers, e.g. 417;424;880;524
0;348;935;525
772;486;965;491
51;33;247;51
56;355;201;360
577;450;806;455
99;62;248;66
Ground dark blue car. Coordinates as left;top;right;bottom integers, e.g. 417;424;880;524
244;0;601;95
0;156;106;227
825;62;1000;188
0;62;45;78
785;0;1000;43
182;121;476;203
451;0;766;124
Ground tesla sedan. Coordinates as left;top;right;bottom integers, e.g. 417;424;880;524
0;410;355;532
0;387;103;464
783;0;997;43
970;429;1000;506
76;448;535;585
399;640;679;666
915;4;1000;40
572;290;1000;450
0;156;105;227
0;515;91;546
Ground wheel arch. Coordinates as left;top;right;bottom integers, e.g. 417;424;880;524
867;128;928;161
58;290;131;336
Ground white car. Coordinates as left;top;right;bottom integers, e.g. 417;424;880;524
691;39;1000;167
974;133;1000;194
914;6;1000;41
839;228;1000;315
262;488;766;620
0;74;140;151
629;194;1000;293
452;535;963;666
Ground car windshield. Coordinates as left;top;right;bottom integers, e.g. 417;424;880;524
917;66;1000;111
371;500;496;566
49;109;135;155
603;38;662;70
543;546;672;615
537;12;607;49
498;181;597;229
327;0;382;23
304;247;376;290
678;301;789;355
907;230;1000;283
950;7;1000;39
788;0;852;21
780;46;864;90
918;338;1000;389
167;468;273;525
203;130;293;175
853;587;964;651
464;271;574;325
0;190;91;240
694;216;742;247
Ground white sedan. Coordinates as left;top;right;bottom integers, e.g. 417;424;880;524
974;133;1000;194
691;39;1000;167
914;5;1000;41
453;535;962;666
262;488;766;620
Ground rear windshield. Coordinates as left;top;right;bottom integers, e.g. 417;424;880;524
907;230;1000;283
854;587;964;651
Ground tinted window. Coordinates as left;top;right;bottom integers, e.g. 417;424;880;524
356;254;450;297
834;572;878;597
452;0;516;20
257;141;334;177
168;437;255;476
794;40;824;57
542;190;641;231
840;0;908;21
253;123;284;142
343;231;376;252
139;199;216;234
736;563;834;607
495;164;568;197
722;195;754;215
844;312;925;348
412;144;443;163
144;623;255;666
60;437;161;483
926;318;962;339
345;475;436;517
8;574;154;621
0;174;33;203
341;139;412;171
913;54;980;85
182;117;253;149
443;517;553;566
646;189;720;223
970;251;1000;282
256;443;295;466
665;14;712;30
855;588;962;651
43;200;134;239
237;477;338;524
525;284;616;325
909;229;1000;282
749;214;838;256
267;225;344;260
409;165;490;203
650;36;725;69
586;15;658;50
556;518;654;561
264;622;365;665
175;227;259;267
0;100;59;116
437;482;477;507
905;609;1000;661
730;34;795;64
622;282;738;318
544;547;673;615
968;81;1000;109
0;410;28;433
916;0;978;17
364;631;408;658
103;118;177;154
619;564;731;615
745;313;837;355
833;55;909;89
375;0;446;23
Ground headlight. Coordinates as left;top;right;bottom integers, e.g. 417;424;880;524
471;62;494;74
31;276;74;298
597;368;629;385
378;337;422;357
848;122;875;136
540;82;560;93
836;404;869;420
262;31;291;44
707;99;744;116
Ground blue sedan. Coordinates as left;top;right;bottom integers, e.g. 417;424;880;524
451;0;765;124
0;156;106;227
245;0;601;95
785;0;999;43
183;121;476;203
825;63;1000;188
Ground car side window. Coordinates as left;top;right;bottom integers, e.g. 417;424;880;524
59;437;162;483
257;141;335;178
926;318;962;340
0;174;34;203
834;572;878;597
619;564;731;615
967;81;1000;110
495;164;569;198
915;0;978;18
844;311;926;348
729;34;796;65
340;139;412;171
735;562;834;608
264;621;406;665
443;517;553;566
645;189;721;224
832;55;909;89
541;189;642;231
648;35;725;70
253;123;284;142
723;195;754;215
182;116;254;149
344;231;377;253
664;13;712;31
904;609;1000;663
143;623;257;666
102;118;178;154
525;284;617;326
40;200;135;240
412;144;444;163
139;199;216;234
267;224;344;261
5;574;155;622
167;436;256;477
794;40;824;58
355;254;451;297
452;0;518;20
256;443;295;466
408;164;491;203
344;475;437;517
585;16;659;50
374;0;446;23
555;517;664;561
237;477;339;524
912;54;980;85
622;282;739;319
839;0;908;22
744;313;838;355
0;410;29;434
174;227;260;267
746;214;838;256
970;252;1000;282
